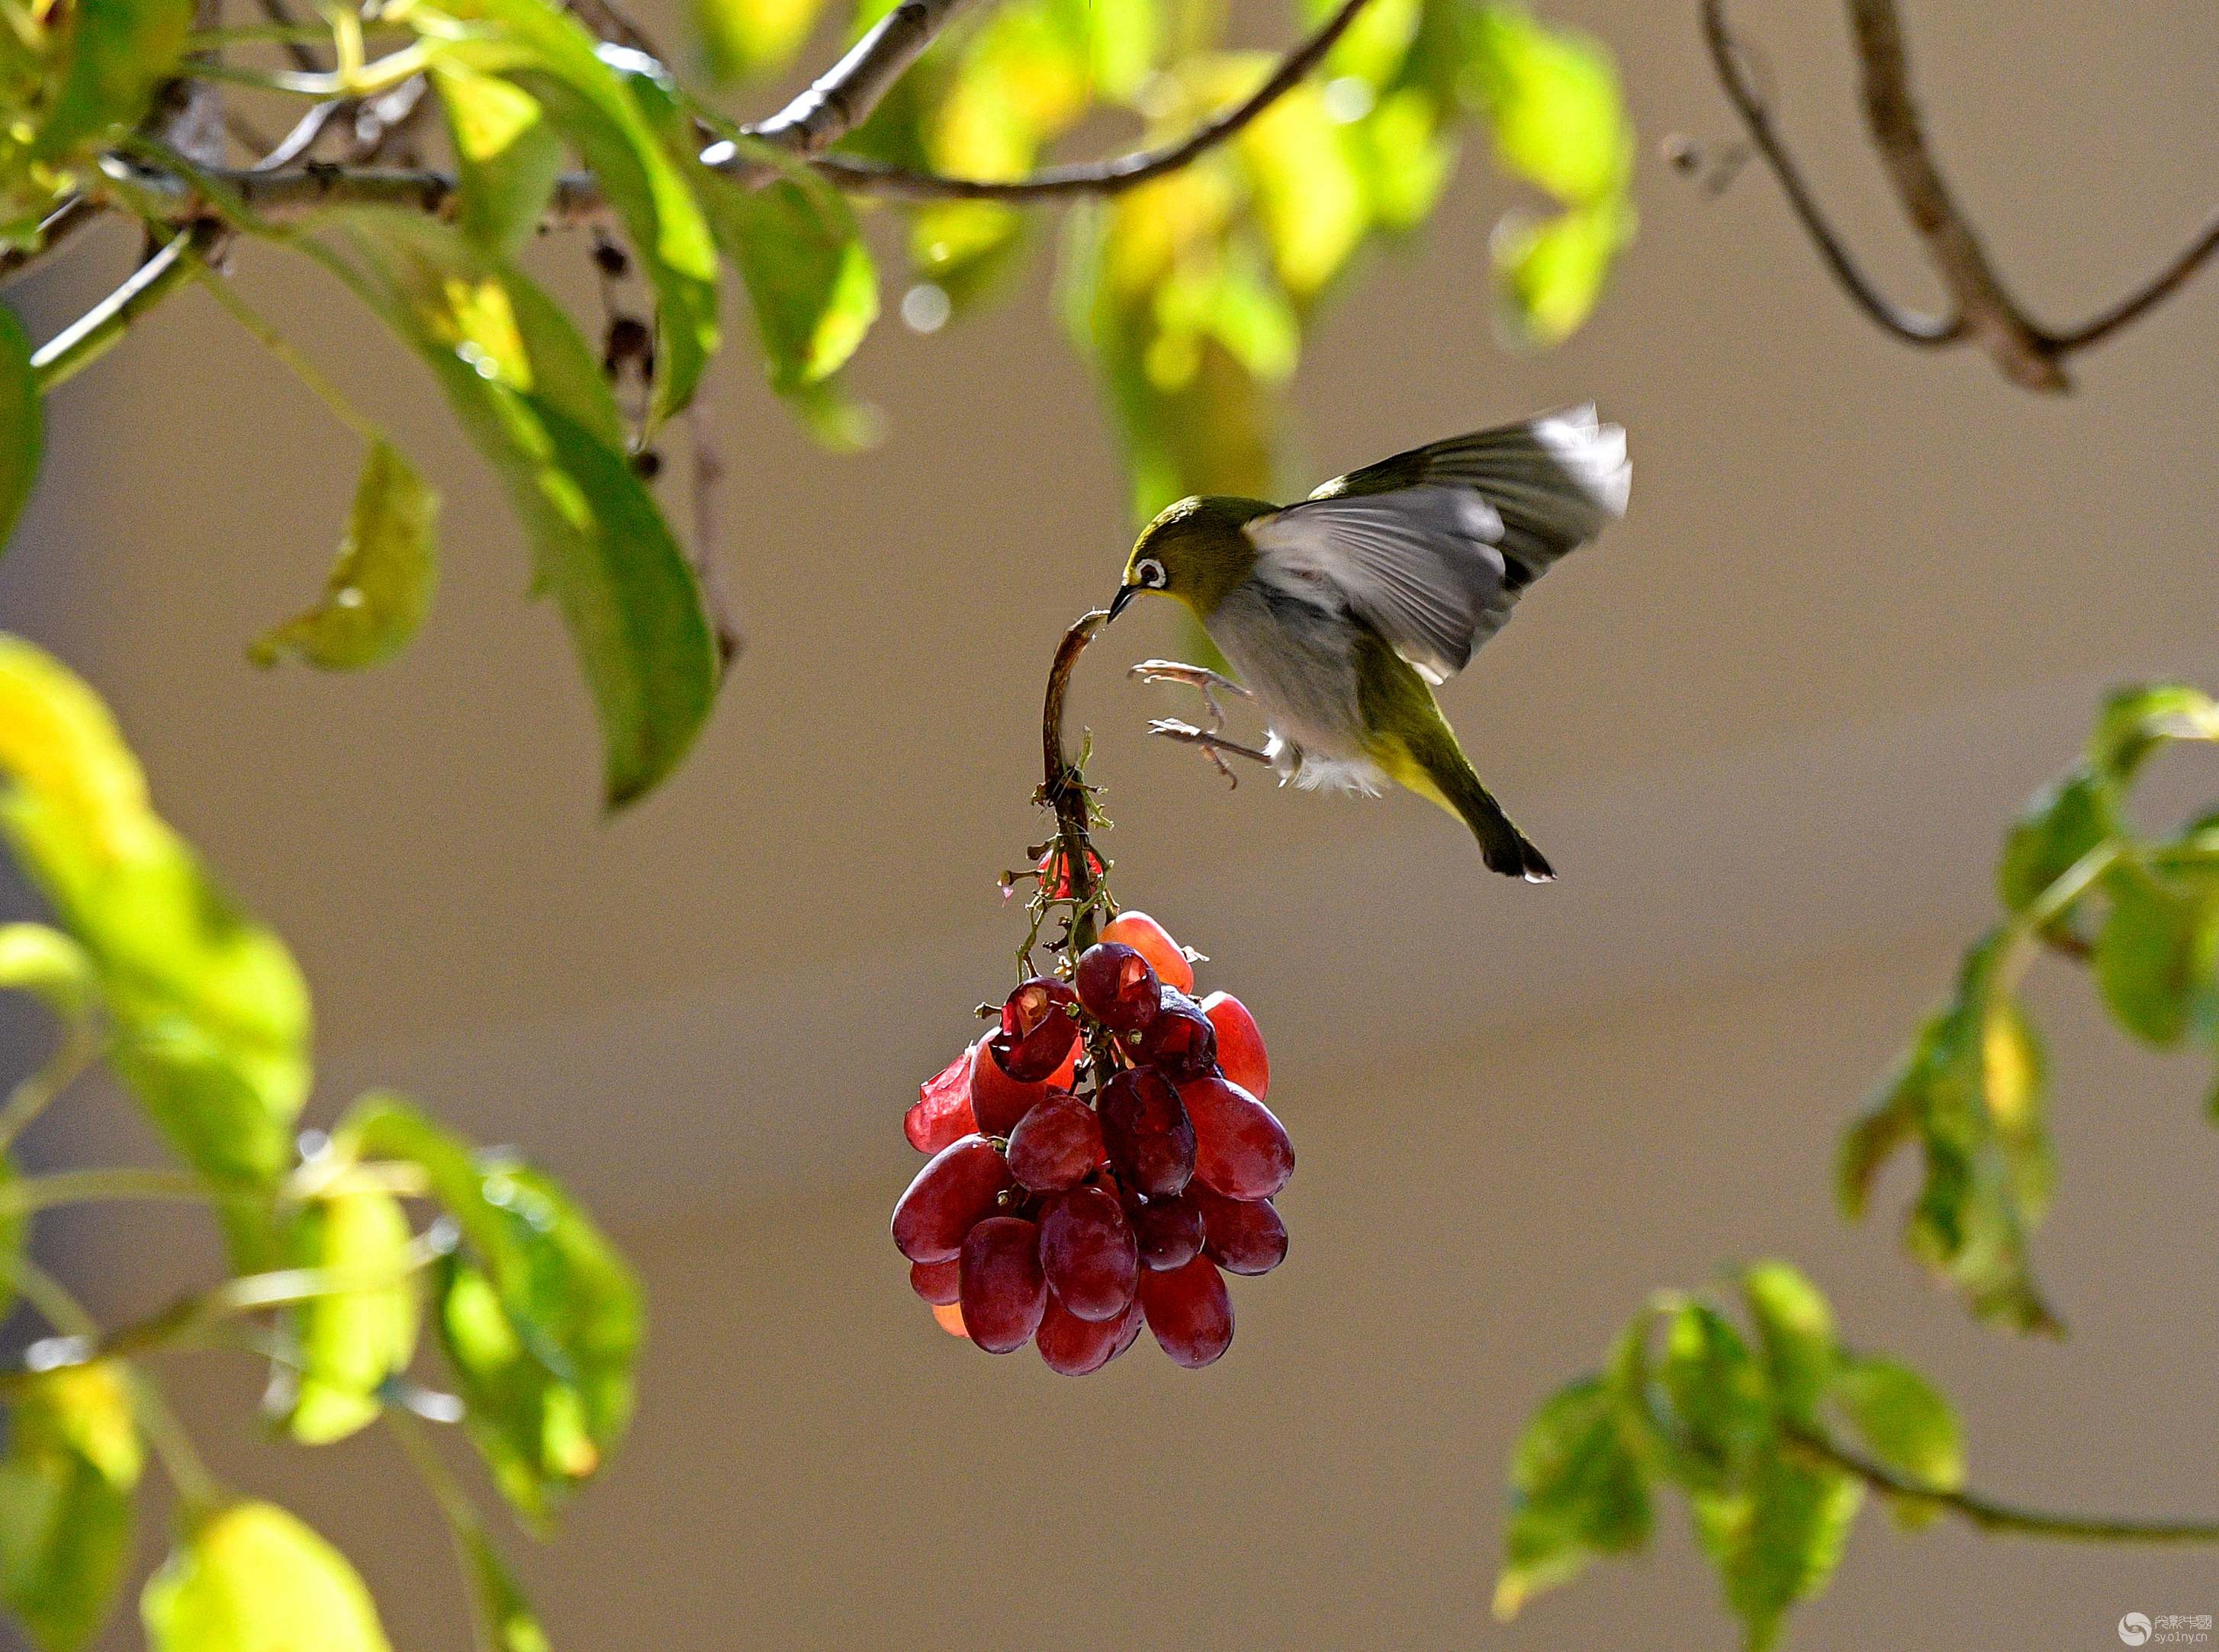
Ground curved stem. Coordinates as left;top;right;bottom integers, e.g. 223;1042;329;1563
30;223;224;392
0;1165;217;1217
0;1019;97;1154
194;262;380;440
1041;611;1108;951
2049;204;2219;353
1788;1426;2219;1544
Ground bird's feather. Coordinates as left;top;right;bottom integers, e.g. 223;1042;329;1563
1244;405;1629;683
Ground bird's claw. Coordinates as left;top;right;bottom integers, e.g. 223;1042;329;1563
1130;658;1252;729
1146;718;1273;790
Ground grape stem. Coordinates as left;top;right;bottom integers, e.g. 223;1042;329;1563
1040;610;1111;954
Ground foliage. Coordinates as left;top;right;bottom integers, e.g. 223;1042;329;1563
0;635;639;1651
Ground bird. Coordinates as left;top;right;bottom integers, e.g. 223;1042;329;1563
1105;405;1629;881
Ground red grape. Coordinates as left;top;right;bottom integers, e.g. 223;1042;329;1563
1075;942;1161;1033
932;1301;968;1339
1038;843;1105;899
1130;1193;1204;1271
989;978;1081;1082
1039;1185;1139;1321
1036;1295;1124;1375
891;1134;1013;1264
1110;1293;1146;1357
959;1217;1047;1354
970;1038;1048;1137
1180;1075;1294;1200
1190;1184;1288;1275
1138;989;1217;1082
1198;992;1269;1101
1098;1068;1195;1197
905;1046;977;1153
909;1256;961;1305
1138;1254;1233;1368
1005;1091;1105;1193
1101;911;1195;994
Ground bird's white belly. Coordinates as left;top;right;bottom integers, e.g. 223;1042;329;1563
1208;580;1386;795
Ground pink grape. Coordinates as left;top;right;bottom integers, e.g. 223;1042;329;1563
905;1046;977;1153
990;978;1081;1082
1198;992;1269;1100
1138;988;1217;1082
909;1256;962;1306
1036;1296;1124;1376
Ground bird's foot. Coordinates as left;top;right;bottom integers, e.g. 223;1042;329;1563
1129;659;1252;730
1146;718;1275;790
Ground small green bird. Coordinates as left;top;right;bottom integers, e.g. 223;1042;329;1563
1106;406;1629;880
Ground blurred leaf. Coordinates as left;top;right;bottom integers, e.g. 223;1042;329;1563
305;208;719;808
1237;79;1368;297
0;922;94;1020
1467;3;1631;206
339;1097;641;1525
433;63;568;257
1492;1377;1649;1620
1492;195;1632;346
1349;86;1456;230
694;0;829;81
270;1185;421;1445
1738;1261;1835;1422
1655;1301;1773;1492
0;305;39;557
34;0;194;162
249;440;440;672
0;637;309;1255
0;1363;141;1652
2094;864;2219;1049
1997;766;2107;940
1691;1450;1861;1652
142;1502;391;1652
697;154;879;397
1831;1355;1961;1529
460;1526;552;1652
2088;683;2219;779
426;0;722;426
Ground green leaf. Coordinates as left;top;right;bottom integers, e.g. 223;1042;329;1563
142;1502;391;1652
1467;3;1632;206
249;440;441;671
2094;865;2219;1049
269;1184;421;1445
339;1097;642;1525
1997;767;2108;919
2088;683;2219;779
1739;1261;1837;1422
0;637;310;1254
1691;1449;1861;1652
693;0;830;80
304;208;719;808
1492;1376;1650;1621
0;1363;142;1652
1655;1302;1774;1491
425;0;722;426
460;1525;552;1652
432;62;568;257
697;153;880;397
1237;79;1368;297
34;0;195;162
0;306;40;557
1831;1355;1962;1529
1492;195;1632;346
0;923;94;1020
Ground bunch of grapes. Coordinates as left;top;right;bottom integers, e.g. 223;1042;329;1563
892;905;1292;1374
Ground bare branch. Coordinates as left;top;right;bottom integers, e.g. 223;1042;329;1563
2050;204;2219;353
743;0;979;156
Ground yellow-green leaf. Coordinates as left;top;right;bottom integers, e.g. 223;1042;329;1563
142;1503;391;1652
0;1363;143;1652
460;1525;552;1652
304;209;719;808
0;923;94;1020
1831;1355;1961;1529
34;0;195;162
1692;1450;1861;1652
1493;1376;1649;1621
1468;4;1631;207
1493;195;1632;346
272;1186;421;1445
1739;1261;1836;1421
699;157;879;395
0;306;40;558
433;63;568;257
250;440;440;672
2095;866;2219;1049
694;0;829;81
1237;79;1368;297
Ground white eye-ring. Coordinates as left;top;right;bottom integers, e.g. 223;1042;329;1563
1137;557;1167;588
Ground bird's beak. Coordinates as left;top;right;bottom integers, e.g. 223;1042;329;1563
1106;584;1138;625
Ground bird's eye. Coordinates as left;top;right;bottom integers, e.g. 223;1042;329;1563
1137;558;1166;589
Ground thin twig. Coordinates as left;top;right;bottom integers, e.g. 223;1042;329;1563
1040;612;1108;951
2050;204;2219;352
1788;1426;2219;1545
743;0;979;156
684;400;744;667
28;223;225;392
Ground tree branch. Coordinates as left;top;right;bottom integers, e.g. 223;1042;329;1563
1700;0;2219;391
29;222;226;391
1788;1426;2219;1545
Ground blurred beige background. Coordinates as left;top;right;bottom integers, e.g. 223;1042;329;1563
3;0;2217;1645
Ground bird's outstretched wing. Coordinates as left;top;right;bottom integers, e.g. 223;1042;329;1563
1245;405;1629;683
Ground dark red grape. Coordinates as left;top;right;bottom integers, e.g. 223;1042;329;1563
1189;1184;1288;1275
1006;1091;1105;1192
1039;1185;1139;1321
891;1134;1013;1264
989;978;1081;1082
1180;1075;1294;1200
1130;1193;1204;1271
1075;942;1161;1033
1198;992;1269;1100
1101;911;1194;993
909;1256;961;1305
1138;1253;1233;1368
1036;1296;1123;1375
969;1038;1047;1137
1138;988;1217;1082
1109;1293;1146;1358
959;1216;1047;1354
905;1046;976;1153
1098;1068;1195;1197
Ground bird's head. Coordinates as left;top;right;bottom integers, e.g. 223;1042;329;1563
1108;494;1272;624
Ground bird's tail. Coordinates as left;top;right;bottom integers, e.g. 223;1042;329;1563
1383;734;1556;882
